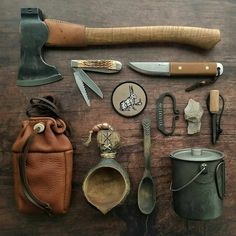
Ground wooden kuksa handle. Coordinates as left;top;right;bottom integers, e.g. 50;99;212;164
170;62;217;76
209;90;220;113
44;19;220;49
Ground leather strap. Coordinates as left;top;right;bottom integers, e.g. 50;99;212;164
185;67;221;92
45;19;86;47
19;129;53;215
26;96;71;136
26;96;61;118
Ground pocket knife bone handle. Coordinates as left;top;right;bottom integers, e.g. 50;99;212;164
71;60;122;73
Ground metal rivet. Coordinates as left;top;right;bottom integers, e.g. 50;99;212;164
205;66;209;70
33;123;45;133
200;163;208;174
178;66;182;70
201;163;207;168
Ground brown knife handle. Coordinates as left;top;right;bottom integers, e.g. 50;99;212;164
45;19;220;49
210;90;220;113
170;62;217;76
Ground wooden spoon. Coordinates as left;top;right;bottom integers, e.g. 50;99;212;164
138;118;156;214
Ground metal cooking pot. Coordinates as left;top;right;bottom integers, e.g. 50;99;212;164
170;148;225;220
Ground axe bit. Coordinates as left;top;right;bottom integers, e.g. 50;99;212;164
18;8;221;86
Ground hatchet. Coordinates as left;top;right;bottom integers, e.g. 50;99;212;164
18;8;221;86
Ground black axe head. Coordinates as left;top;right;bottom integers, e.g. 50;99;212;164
17;8;62;86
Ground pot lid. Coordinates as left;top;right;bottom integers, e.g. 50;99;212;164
170;148;224;162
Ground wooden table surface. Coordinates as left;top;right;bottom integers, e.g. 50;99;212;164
1;0;236;235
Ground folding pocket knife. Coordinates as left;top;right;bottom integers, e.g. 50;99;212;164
71;60;122;106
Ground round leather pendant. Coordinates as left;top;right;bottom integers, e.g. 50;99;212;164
111;81;147;117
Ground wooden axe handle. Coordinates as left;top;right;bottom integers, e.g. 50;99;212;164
45;19;220;49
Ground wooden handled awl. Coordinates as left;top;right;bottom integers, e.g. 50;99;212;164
207;90;224;144
210;90;220;113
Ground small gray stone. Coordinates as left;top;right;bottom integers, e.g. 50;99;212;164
184;99;204;134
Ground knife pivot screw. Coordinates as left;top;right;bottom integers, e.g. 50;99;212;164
178;66;182;70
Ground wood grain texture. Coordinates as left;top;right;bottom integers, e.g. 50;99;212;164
0;0;236;235
170;62;217;76
210;90;220;113
86;26;220;49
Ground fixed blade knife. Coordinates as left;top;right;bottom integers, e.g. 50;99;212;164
128;62;223;77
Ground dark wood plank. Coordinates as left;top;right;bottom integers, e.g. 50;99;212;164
0;0;236;235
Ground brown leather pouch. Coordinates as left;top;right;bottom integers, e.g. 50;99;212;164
12;96;73;215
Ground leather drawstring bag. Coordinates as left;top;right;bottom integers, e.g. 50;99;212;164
12;96;73;215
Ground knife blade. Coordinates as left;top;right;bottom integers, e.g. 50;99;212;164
73;71;90;106
128;62;223;77
74;69;103;99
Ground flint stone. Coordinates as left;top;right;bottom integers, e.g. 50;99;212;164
184;99;204;134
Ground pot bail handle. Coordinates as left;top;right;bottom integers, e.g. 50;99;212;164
170;163;207;192
215;161;225;200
